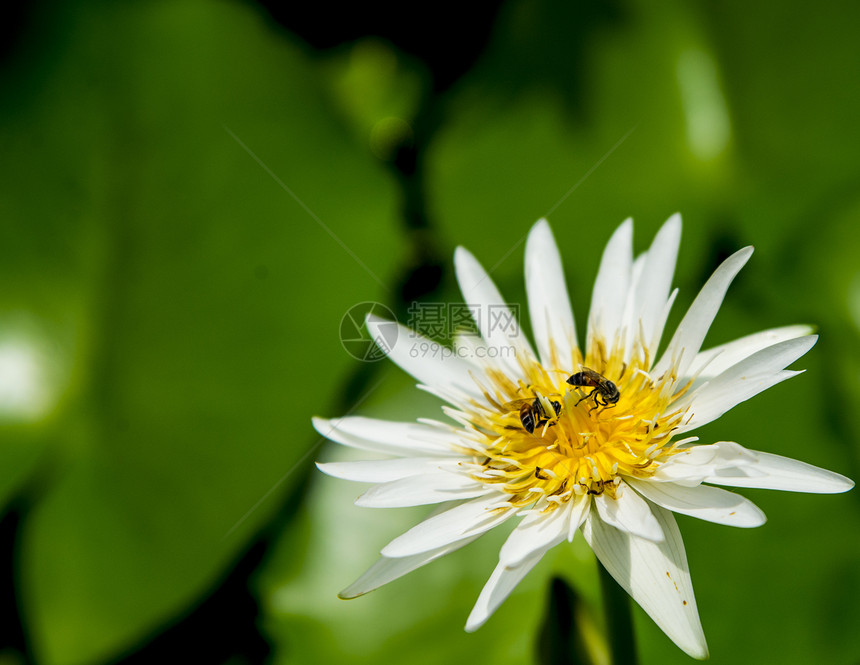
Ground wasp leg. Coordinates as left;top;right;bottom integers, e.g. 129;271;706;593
575;388;597;407
589;393;617;415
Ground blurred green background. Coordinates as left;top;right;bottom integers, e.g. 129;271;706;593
0;0;858;663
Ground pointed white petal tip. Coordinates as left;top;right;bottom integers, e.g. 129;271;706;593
465;543;552;633
464;614;483;633
687;641;710;660
723;245;754;271
337;590;361;600
722;245;754;274
464;584;509;632
830;471;854;494
453;245;475;271
584;508;709;660
527;219;553;245
530;217;551;236
311;416;330;437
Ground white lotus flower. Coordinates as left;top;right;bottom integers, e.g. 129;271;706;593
314;214;853;659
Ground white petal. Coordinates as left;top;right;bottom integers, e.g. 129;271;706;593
648;287;678;363
355;469;490;507
587;219;633;349
465;545;549;632
381;494;514;558
583;506;708;660
627;478;766;528
685;324;815;385
674;335;817;433
620;254;647;358
653;246;753;380
594;482;663;541
525;219;578;367
568;494;592;541
499;498;576;568
313;416;461;457
366;315;482;400
634;213;682;353
339;535;480;599
652;441;756;485
316;457;454;483
705;448;855;493
454;247;535;375
655;441;854;493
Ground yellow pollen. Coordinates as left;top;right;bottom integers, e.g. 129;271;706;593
466;349;689;507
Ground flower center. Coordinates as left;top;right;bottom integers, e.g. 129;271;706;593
461;352;690;506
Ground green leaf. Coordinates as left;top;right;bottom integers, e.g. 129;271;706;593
2;1;400;663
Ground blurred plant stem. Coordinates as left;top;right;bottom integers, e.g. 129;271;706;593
598;562;638;665
537;577;609;665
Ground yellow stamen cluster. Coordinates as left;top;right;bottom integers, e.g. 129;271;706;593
459;347;691;507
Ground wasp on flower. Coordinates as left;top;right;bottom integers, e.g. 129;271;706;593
314;214;854;659
501;392;563;435
567;365;620;412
